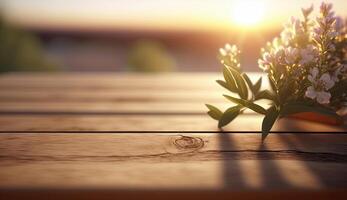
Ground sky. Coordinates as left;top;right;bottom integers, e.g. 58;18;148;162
1;0;347;31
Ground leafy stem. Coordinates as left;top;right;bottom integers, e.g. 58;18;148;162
206;64;341;140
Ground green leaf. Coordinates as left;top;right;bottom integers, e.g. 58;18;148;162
223;95;267;114
242;74;263;96
268;75;277;93
221;66;239;93
255;90;276;101
218;105;242;128
222;66;237;90
227;66;248;99
206;104;223;120
253;77;262;94
280;102;342;121
216;80;237;93
262;106;279;141
242;73;253;90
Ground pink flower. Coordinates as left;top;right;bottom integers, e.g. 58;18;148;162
302;4;314;18
305;67;335;104
258;52;273;71
320;2;333;15
284;47;299;65
299;45;318;65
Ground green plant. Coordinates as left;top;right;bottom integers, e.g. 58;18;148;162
206;2;346;140
0;16;56;72
127;40;175;72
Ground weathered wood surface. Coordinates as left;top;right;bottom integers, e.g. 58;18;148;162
0;115;346;132
1;133;347;188
0;73;346;200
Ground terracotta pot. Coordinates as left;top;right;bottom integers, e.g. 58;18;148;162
288;112;343;125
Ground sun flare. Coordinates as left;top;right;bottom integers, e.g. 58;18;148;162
231;1;266;27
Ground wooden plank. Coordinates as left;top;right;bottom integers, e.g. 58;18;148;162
0;72;270;112
0;101;345;118
0;102;233;113
0;133;346;191
0;73;266;102
0;73;264;103
0;90;225;103
0;115;346;132
0;72;220;87
0;72;266;90
0;189;346;200
0;72;346;200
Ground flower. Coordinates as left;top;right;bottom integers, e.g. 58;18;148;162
320;2;333;17
219;44;240;67
210;2;347;139
223;2;346;107
219;43;236;57
302;4;314;18
258;52;275;72
305;67;335;104
280;17;306;45
284;47;299;65
299;45;318;65
258;59;270;72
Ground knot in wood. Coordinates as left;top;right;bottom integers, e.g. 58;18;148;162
173;135;204;150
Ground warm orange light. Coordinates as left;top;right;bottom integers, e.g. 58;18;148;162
231;1;265;27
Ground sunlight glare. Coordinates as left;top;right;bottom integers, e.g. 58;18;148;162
231;1;266;27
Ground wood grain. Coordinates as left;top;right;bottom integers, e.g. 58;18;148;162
0;72;243;88
0;133;346;190
0;90;225;103
0;72;346;200
0;114;345;132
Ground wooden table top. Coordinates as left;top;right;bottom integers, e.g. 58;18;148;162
0;72;346;200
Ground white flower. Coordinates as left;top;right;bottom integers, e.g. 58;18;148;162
284;47;299;64
219;44;239;56
305;67;335;104
258;52;273;71
219;44;230;56
280;17;305;45
306;86;331;104
219;44;240;66
258;59;268;71
299;45;318;65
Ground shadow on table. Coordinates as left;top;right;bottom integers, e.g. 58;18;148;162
218;133;290;189
279;121;346;187
218;119;347;189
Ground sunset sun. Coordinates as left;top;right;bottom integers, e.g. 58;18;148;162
231;1;266;27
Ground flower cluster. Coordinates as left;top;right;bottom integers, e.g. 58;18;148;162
257;2;347;107
219;44;241;68
207;2;346;139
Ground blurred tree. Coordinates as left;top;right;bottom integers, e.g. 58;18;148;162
127;40;176;72
0;16;56;73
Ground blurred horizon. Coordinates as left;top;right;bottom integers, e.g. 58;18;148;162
2;0;347;32
0;0;346;72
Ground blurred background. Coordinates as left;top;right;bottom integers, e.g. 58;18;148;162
0;0;346;73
